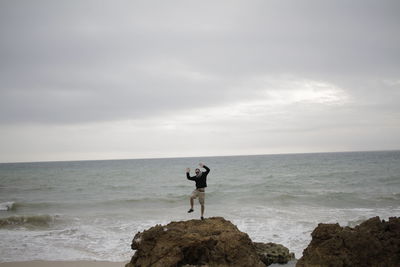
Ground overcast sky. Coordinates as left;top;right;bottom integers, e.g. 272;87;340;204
1;0;399;163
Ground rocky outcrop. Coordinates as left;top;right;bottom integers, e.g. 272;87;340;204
254;242;295;266
297;216;400;267
126;217;294;267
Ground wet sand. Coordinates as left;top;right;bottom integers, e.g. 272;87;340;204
0;261;127;267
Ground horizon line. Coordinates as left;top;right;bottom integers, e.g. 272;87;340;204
1;148;399;165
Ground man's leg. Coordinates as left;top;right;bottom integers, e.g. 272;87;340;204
188;194;195;213
199;192;205;220
190;197;194;209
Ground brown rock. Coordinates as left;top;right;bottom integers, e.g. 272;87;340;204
254;242;295;265
125;217;266;267
297;216;400;267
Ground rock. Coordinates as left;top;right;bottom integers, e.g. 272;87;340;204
126;217;269;267
254;242;295;266
297;216;400;267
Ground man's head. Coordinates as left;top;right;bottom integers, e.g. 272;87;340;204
195;168;200;174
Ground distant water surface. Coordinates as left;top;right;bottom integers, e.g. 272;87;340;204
1;151;399;262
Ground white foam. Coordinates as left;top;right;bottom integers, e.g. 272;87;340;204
1;205;398;263
0;214;172;263
0;201;15;211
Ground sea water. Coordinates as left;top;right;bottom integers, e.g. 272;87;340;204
1;151;400;262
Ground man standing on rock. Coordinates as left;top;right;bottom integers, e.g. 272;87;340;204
186;163;210;220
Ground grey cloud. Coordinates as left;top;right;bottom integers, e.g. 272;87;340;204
1;0;400;124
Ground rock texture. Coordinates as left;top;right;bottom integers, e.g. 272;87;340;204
297;216;400;267
254;242;295;266
126;217;293;267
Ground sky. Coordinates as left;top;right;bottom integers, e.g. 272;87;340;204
0;0;400;163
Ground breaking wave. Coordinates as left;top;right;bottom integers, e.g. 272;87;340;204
0;215;57;229
0;201;15;211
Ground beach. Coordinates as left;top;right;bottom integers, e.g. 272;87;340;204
0;261;127;267
0;261;296;267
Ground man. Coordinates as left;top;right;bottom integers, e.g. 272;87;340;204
186;163;210;220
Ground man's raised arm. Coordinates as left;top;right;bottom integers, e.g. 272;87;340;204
199;163;210;174
186;168;195;181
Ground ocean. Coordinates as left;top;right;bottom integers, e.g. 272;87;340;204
1;151;400;263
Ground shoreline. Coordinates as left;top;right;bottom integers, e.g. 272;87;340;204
0;260;297;267
0;261;128;267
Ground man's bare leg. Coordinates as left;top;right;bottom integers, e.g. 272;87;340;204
201;204;204;220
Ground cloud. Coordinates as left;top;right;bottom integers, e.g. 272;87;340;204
1;0;400;124
0;0;399;161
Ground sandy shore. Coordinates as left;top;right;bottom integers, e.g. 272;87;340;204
0;261;128;267
0;260;295;267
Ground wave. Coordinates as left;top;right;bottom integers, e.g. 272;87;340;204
377;193;400;201
0;201;58;212
378;175;400;185
105;195;188;205
97;191;223;207
0;201;16;211
0;215;57;229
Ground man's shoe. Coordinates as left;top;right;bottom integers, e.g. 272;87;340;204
201;216;204;220
188;209;194;213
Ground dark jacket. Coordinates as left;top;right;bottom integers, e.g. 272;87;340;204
187;165;210;189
